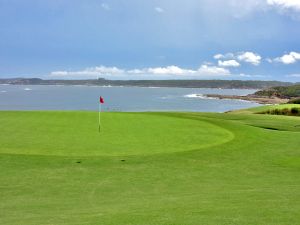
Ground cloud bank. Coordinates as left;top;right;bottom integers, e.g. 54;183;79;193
50;65;230;79
49;50;300;80
214;52;262;66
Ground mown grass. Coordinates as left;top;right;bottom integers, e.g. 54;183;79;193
0;110;300;225
0;111;232;156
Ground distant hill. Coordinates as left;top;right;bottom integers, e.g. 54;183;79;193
0;78;293;89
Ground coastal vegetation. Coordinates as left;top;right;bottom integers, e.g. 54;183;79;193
288;98;300;104
254;84;300;98
258;107;300;116
227;104;300;115
231;104;300;116
206;84;300;104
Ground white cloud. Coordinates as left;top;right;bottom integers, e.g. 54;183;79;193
149;66;186;75
128;65;194;75
214;51;261;66
214;53;234;60
267;0;300;11
50;66;124;77
238;73;268;78
50;65;230;79
197;65;230;76
218;60;240;67
225;0;300;17
101;3;110;11
274;52;300;64
237;52;262;66
51;71;68;76
214;54;224;59
155;7;164;13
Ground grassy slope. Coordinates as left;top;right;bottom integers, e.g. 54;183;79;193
228;104;300;114
0;111;300;225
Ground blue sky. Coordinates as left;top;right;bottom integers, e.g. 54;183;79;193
0;0;300;81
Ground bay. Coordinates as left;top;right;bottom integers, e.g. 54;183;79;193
0;85;260;112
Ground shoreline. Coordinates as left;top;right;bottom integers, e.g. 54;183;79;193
205;94;289;104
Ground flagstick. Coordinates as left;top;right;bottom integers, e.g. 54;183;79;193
98;102;101;133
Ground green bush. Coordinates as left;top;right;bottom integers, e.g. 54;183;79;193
273;109;281;115
281;108;289;115
259;107;300;116
288;98;300;104
291;108;300;115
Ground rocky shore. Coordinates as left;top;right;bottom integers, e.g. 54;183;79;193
205;94;289;104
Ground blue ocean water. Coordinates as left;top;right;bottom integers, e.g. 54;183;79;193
0;85;260;112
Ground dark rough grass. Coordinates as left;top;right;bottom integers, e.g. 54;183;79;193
0;111;300;225
257;107;300;116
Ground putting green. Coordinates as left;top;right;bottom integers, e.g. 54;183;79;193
0;111;233;156
1;110;300;225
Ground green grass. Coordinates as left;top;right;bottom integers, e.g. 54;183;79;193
0;111;232;156
0;110;300;225
228;104;300;114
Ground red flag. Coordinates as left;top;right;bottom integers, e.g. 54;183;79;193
100;96;104;104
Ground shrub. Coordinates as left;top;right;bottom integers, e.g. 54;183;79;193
291;108;300;115
281;108;289;115
273;109;280;115
288;98;300;104
258;107;300;116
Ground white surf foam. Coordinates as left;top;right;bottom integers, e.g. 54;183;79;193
184;94;217;100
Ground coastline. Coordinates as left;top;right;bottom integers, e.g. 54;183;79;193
205;94;289;104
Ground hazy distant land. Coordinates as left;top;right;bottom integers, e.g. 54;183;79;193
0;78;294;89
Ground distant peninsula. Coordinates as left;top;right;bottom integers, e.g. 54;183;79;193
0;78;294;90
206;84;300;104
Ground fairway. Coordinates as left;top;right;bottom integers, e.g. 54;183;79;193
1;110;300;225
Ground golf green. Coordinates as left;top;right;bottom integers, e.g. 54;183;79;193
0;109;300;225
0;111;233;156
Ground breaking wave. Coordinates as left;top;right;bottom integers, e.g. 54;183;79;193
184;94;217;99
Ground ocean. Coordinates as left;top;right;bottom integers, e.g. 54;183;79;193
0;85;260;112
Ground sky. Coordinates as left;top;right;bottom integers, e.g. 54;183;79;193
0;0;300;81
